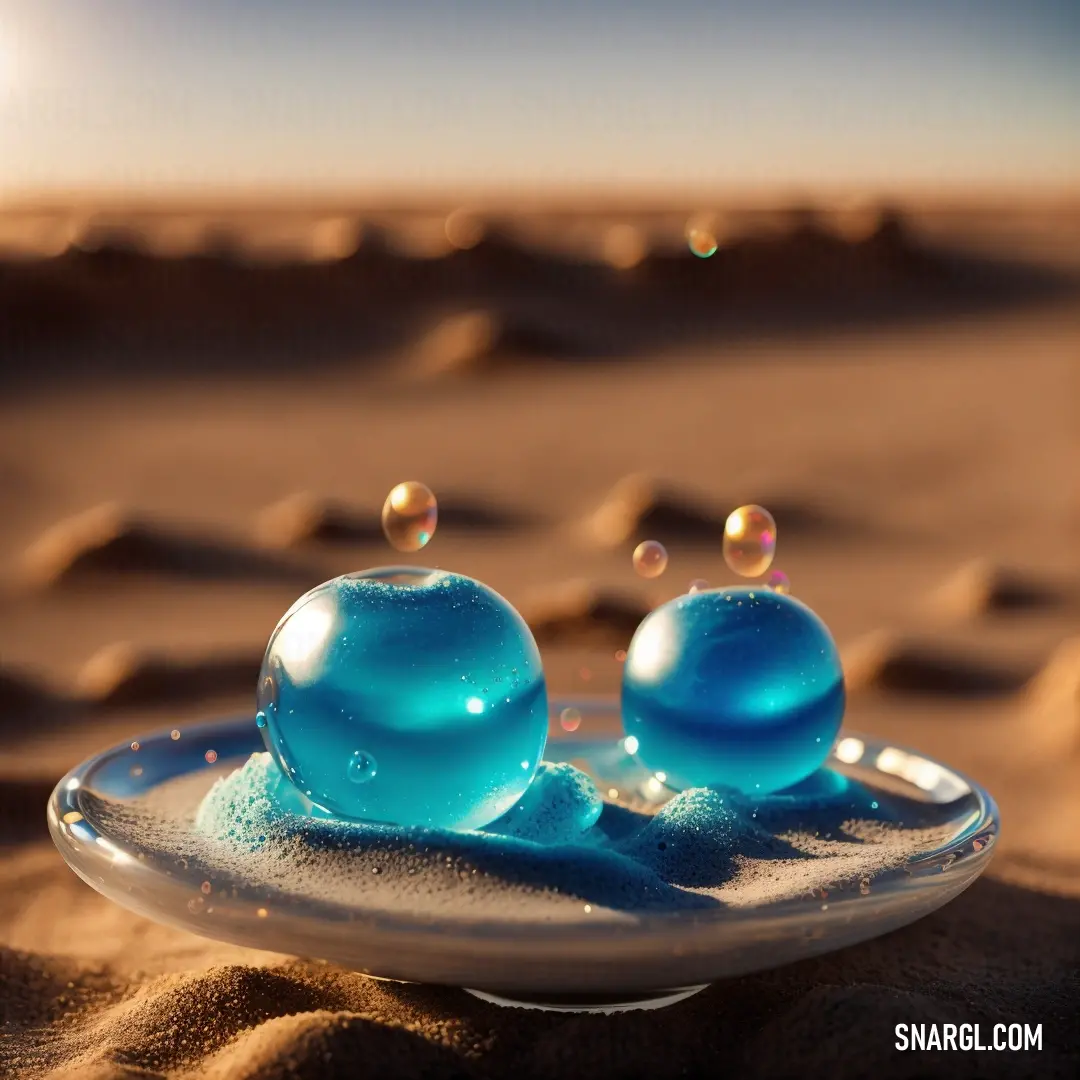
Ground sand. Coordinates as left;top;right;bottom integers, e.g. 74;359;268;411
1;203;1079;1078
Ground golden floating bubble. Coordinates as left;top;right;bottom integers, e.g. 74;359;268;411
444;208;484;250
632;539;668;579
170;729;181;741
381;481;438;553
723;505;777;578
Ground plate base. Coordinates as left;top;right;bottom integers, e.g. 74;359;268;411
463;984;710;1013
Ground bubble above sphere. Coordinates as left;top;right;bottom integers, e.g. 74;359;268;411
688;228;718;258
621;586;845;794
381;481;438;552
632;539;668;579
723;504;776;578
559;707;582;733
257;568;549;830
767;569;791;594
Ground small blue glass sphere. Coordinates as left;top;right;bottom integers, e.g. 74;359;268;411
257;568;549;830
621;586;845;794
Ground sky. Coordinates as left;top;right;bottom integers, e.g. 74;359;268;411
0;0;1078;196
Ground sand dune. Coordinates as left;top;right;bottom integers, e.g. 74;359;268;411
253;493;384;550
579;474;862;551
521;580;656;648
18;505;314;589
580;475;725;549
411;309;589;377
842;630;1036;698
1021;637;1080;758
924;558;1075;621
0;666;64;717
75;642;261;709
255;491;530;549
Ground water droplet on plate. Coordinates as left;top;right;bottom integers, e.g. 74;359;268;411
688;579;709;594
632;540;668;579
347;750;378;784
255;711;268;729
381;481;438;552
723;505;776;577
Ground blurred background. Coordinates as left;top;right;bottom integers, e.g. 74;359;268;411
0;0;1077;793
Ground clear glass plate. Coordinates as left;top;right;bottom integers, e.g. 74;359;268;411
48;697;998;1012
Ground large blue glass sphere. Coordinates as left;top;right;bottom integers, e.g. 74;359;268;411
621;586;845;794
257;568;549;830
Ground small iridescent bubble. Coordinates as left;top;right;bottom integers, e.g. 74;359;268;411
632;540;668;579
170;729;180;741
723;505;777;578
381;481;438;552
767;569;790;594
559;707;582;733
688;228;718;258
204;749;218;764
688;578;709;594
614;649;627;663
130;741;140;752
347;750;378;785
